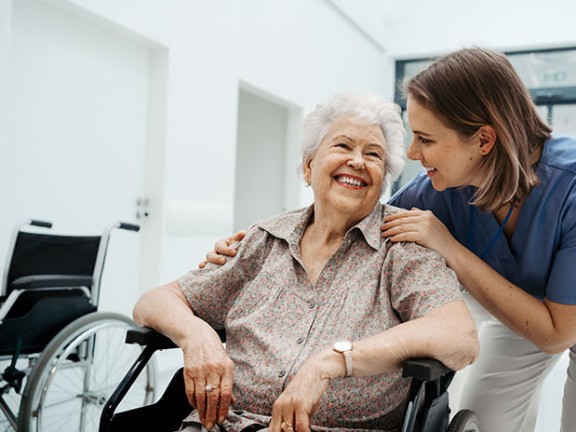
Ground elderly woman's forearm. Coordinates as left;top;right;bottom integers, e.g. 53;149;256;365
353;300;479;375
132;281;203;347
415;300;479;369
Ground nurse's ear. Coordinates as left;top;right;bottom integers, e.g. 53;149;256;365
478;125;497;155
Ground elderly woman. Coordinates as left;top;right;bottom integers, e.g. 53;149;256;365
133;90;478;432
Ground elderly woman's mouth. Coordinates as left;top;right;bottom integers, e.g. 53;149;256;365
334;175;367;188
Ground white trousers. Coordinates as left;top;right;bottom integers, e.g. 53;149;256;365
562;345;576;432
456;294;576;432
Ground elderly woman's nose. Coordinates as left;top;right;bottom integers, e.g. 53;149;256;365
347;150;366;169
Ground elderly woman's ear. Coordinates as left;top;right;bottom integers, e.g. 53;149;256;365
303;158;313;186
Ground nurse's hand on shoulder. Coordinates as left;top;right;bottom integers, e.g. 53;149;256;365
198;230;247;268
381;208;458;258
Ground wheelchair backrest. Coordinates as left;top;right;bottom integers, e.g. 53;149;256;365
3;231;101;299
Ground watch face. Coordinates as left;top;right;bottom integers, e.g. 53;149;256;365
334;340;352;352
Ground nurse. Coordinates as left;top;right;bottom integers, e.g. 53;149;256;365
381;47;576;432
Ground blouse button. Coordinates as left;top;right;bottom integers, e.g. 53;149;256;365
297;337;304;344
308;301;316;309
278;369;286;378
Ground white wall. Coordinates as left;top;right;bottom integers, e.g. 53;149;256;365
380;0;576;59
0;0;11;200
1;0;391;282
40;0;390;284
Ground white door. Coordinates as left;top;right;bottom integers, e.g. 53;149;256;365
1;0;151;315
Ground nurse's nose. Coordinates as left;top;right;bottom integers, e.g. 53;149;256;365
406;139;421;161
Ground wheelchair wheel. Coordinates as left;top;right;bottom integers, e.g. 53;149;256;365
447;409;481;432
17;312;156;432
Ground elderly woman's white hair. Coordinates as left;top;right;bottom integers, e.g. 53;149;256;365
300;90;406;193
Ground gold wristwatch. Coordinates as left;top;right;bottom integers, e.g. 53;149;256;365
333;340;353;377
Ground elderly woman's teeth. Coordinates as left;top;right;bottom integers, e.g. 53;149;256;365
336;175;364;187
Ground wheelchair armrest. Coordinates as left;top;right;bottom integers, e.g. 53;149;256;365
402;358;453;382
125;327;178;350
125;326;226;350
11;275;94;289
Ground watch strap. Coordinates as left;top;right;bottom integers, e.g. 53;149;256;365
342;349;353;377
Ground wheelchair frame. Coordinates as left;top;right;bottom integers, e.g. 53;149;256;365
0;219;156;432
100;327;480;432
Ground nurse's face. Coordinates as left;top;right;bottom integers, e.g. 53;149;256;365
406;96;487;191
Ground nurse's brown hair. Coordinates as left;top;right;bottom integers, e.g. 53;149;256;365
404;47;551;211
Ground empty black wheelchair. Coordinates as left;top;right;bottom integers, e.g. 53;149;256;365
0;219;156;432
100;327;480;432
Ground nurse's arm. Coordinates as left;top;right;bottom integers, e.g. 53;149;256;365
444;241;576;354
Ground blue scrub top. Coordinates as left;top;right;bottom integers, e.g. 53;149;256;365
389;135;576;304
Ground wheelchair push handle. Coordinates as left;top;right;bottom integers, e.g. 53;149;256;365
22;220;137;232
29;219;52;229
118;222;140;232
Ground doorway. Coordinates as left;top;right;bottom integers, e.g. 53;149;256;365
234;88;300;231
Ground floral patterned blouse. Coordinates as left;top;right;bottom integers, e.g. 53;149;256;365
178;202;462;432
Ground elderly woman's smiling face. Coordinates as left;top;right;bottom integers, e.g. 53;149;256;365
304;116;387;223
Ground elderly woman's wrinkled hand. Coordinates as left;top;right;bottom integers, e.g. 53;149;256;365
269;355;333;432
182;330;235;430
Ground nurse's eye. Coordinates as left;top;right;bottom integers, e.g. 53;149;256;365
417;136;433;144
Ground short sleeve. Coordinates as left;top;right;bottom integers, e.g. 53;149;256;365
178;226;272;328
547;186;576;304
382;241;462;322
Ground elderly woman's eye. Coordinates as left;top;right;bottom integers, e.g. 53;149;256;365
335;143;350;149
368;152;382;159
